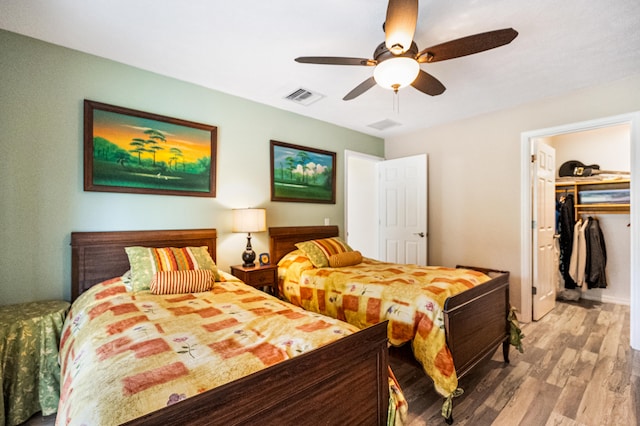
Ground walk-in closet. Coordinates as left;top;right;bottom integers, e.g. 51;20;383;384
549;124;631;305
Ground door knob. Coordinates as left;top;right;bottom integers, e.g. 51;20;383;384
414;232;425;238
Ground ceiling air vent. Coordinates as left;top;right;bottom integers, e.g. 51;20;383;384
284;88;324;106
367;119;401;131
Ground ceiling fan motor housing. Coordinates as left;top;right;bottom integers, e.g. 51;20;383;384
373;41;419;63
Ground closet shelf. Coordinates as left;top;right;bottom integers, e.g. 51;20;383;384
556;179;630;216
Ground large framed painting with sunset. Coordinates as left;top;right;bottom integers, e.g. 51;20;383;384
84;100;217;197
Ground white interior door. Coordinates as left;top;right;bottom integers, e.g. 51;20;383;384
378;154;427;265
532;139;556;320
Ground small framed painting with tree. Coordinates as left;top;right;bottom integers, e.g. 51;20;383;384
84;100;217;197
270;140;336;204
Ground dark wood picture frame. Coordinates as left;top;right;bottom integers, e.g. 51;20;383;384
270;140;336;204
84;100;217;197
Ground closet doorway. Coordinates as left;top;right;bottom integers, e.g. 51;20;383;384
520;112;640;350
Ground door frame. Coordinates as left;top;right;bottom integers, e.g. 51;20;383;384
519;112;640;349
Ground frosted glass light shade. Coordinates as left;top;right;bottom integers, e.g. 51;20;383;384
373;57;420;90
232;208;266;233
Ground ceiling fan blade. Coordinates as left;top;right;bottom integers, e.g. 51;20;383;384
343;77;377;101
295;56;375;66
411;70;446;96
417;28;518;63
385;0;418;54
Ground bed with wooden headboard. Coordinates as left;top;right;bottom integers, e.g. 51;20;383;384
66;228;390;425
269;225;511;423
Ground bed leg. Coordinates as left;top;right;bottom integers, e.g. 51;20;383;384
502;340;510;364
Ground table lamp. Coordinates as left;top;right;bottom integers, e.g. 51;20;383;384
232;208;266;267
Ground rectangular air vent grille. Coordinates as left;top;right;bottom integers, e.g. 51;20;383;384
367;119;401;131
284;88;324;106
286;89;312;101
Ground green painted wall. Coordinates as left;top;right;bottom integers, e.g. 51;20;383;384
0;29;383;305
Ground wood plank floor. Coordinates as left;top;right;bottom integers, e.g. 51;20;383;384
389;299;639;425
25;299;638;426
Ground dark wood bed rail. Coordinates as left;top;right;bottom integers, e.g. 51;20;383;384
446;267;510;378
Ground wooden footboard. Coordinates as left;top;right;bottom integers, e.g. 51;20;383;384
445;267;510;378
125;321;390;425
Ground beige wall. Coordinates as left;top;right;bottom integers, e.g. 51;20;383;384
0;30;383;305
551;124;631;172
384;73;640;318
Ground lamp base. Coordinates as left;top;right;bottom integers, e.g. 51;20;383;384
242;251;256;268
242;234;256;267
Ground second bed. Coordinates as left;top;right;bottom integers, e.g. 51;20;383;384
269;225;512;421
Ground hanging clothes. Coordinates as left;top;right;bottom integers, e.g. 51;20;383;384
569;217;589;287
584;217;607;289
557;194;576;289
568;218;581;284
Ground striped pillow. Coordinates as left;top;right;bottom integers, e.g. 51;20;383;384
125;246;220;292
150;270;213;295
295;237;353;268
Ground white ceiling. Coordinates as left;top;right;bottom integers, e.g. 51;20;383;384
2;0;640;138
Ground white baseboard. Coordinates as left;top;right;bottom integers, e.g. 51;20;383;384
581;292;630;306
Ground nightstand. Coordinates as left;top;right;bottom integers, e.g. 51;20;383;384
230;264;279;298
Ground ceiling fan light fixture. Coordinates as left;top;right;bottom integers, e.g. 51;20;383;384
373;57;419;91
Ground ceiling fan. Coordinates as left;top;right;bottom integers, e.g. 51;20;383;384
295;0;518;101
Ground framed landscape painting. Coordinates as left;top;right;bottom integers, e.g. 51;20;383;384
84;100;217;197
270;140;336;204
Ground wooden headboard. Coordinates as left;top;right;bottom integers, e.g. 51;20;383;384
268;225;339;264
70;229;217;301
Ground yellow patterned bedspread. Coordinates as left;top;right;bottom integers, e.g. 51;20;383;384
55;274;364;425
278;251;491;397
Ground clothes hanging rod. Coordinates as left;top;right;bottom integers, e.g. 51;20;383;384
578;210;630;215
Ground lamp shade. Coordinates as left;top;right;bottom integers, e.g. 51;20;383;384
373;57;420;90
232;208;266;233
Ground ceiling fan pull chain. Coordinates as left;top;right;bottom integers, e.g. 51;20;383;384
393;89;403;115
393;90;399;114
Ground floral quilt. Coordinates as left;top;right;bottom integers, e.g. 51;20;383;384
56;272;405;425
277;251;491;398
